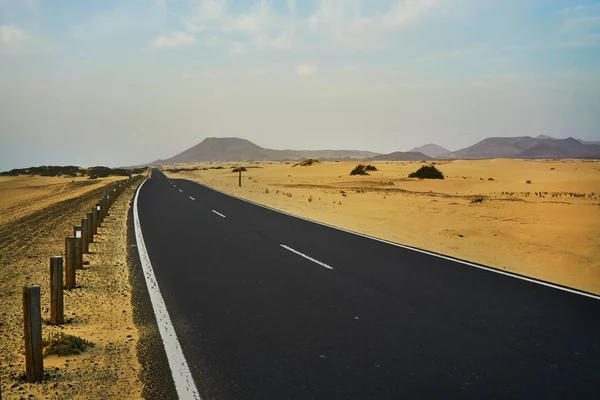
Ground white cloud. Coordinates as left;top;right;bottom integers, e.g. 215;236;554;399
151;32;196;49
0;25;26;47
229;42;249;56
198;0;226;20
382;0;436;29
296;64;318;77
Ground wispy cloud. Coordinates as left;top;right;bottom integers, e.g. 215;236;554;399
197;0;226;20
382;0;436;29
0;25;26;48
151;32;196;49
175;14;205;32
295;64;318;77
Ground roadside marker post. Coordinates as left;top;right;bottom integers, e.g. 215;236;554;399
92;206;98;235
88;211;95;242
81;218;89;254
95;204;101;230
65;236;76;289
23;285;43;382
50;256;64;325
73;226;83;269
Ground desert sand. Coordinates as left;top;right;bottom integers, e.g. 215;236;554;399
0;177;143;398
164;159;600;295
0;175;123;226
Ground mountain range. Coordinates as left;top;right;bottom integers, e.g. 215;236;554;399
145;135;600;165
148;138;380;165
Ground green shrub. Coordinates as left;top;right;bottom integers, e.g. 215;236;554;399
350;164;369;176
408;165;444;179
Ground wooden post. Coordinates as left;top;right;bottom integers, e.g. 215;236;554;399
65;236;76;289
23;285;43;382
50;256;64;325
95;204;101;230
87;211;95;243
91;207;98;235
239;169;242;187
73;226;82;270
99;200;104;223
81;218;89;254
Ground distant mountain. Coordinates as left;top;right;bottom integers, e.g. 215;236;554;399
147;137;380;165
580;140;600;145
536;134;555;140
408;143;450;157
369;151;431;161
444;136;600;159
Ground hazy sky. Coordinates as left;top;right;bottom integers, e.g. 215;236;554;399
1;0;599;170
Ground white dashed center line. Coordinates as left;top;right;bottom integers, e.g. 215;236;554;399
280;244;333;270
212;210;226;218
179;189;183;193
189;196;195;201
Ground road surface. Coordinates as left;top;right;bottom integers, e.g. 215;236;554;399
134;169;600;399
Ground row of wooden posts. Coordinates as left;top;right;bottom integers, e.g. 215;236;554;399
22;177;135;383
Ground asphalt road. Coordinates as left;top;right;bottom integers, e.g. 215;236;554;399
136;169;600;399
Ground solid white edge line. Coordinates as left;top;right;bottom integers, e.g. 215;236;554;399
189;196;195;201
280;244;333;270
185;179;600;301
211;210;226;218
134;179;202;399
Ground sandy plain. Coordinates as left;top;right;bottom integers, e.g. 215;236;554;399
164;158;600;295
0;177;143;398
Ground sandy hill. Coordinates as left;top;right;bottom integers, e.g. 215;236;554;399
445;136;600;159
409;143;450;157
369;151;431;161
147;137;380;165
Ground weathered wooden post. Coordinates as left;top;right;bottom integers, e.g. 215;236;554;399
73;226;83;269
95;204;101;229
23;285;43;382
91;207;98;235
87;211;95;242
99;200;104;224
81;218;89;254
239;169;242;187
65;236;76;289
50;256;64;325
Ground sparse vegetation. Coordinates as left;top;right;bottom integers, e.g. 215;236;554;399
350;164;369;175
488;178;494;181
168;167;200;173
308;195;313;202
0;165;146;178
526;180;532;184
293;159;320;167
265;188;270;194
43;333;94;357
364;164;378;171
408;165;444;180
471;195;484;203
232;167;247;173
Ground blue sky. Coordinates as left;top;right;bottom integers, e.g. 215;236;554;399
1;0;599;170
